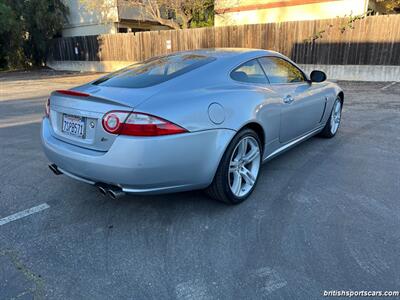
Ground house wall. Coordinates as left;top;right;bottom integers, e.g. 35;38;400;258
62;0;119;37
63;0;170;36
63;23;118;37
215;0;369;26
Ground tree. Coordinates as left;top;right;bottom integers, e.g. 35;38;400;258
22;0;68;65
0;1;21;68
370;0;400;13
79;0;214;30
0;0;68;69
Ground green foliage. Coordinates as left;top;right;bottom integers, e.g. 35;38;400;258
374;0;400;13
0;1;21;68
189;0;214;28
0;0;68;69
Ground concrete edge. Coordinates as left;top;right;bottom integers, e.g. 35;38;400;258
299;64;400;82
46;60;135;73
47;60;400;82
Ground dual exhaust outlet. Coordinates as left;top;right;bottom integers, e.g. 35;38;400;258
96;183;125;200
48;164;125;199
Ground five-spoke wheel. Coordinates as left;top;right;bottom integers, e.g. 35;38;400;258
330;99;342;135
206;128;262;204
228;136;261;197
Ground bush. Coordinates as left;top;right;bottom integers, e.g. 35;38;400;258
0;0;68;70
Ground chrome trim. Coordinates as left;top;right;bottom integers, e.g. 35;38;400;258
264;127;322;161
122;184;194;194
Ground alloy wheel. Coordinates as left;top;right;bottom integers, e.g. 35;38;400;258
330;100;342;135
228;136;261;197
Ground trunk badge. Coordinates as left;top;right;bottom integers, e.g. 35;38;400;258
89;121;95;128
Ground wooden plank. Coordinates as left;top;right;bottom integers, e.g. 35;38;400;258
48;15;400;66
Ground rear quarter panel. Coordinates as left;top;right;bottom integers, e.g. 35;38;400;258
134;83;282;151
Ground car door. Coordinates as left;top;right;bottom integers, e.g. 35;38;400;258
230;58;282;157
258;57;327;144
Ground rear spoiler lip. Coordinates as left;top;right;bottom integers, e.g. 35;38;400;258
55;90;90;97
50;89;134;109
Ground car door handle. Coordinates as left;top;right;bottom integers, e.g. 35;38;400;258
283;95;294;104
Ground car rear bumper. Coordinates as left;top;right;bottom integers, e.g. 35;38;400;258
41;118;235;194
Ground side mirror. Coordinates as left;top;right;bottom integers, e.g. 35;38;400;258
310;70;327;83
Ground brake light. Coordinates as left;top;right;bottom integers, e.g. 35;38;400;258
102;111;187;136
56;90;90;97
45;98;50;117
102;111;129;133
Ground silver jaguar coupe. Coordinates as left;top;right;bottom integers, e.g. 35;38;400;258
41;48;343;204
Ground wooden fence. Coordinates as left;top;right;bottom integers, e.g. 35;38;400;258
49;14;400;65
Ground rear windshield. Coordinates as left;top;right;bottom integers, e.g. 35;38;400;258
93;54;215;88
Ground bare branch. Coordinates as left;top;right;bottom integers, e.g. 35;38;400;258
79;0;213;30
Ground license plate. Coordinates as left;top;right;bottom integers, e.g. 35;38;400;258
62;114;86;138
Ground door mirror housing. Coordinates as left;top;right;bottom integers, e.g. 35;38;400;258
310;70;327;83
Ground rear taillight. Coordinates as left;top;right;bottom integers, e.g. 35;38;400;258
102;111;129;134
102;111;187;136
45;98;50;117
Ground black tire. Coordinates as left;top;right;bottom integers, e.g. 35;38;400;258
319;97;342;138
205;128;262;205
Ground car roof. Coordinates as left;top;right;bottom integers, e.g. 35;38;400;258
169;48;307;83
173;48;279;59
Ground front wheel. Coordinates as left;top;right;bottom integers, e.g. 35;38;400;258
205;128;262;204
319;97;342;138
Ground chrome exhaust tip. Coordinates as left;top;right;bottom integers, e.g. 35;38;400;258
107;187;125;199
96;184;108;196
48;164;62;175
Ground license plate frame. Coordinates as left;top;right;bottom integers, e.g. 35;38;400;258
62;114;86;138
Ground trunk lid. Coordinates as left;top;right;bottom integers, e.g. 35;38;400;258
48;85;157;151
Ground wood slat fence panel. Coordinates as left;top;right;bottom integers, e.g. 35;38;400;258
49;14;400;65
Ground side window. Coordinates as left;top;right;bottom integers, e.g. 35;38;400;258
230;59;268;84
259;57;306;84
